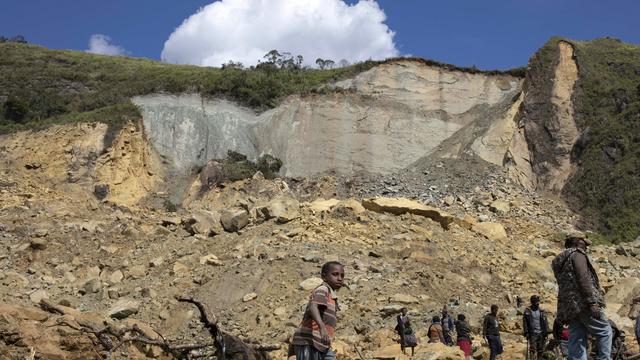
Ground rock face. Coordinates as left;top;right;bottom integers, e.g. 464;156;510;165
362;197;455;229
134;60;523;177
521;40;580;192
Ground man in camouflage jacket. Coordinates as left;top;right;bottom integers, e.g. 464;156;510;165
552;231;611;360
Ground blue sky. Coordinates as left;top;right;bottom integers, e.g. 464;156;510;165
1;0;638;70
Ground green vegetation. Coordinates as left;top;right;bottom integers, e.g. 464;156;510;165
223;151;283;181
0;42;525;134
563;38;640;243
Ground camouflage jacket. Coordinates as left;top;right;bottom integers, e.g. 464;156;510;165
551;248;605;322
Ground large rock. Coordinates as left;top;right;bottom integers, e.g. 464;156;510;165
220;208;249;232
265;195;300;223
472;222;508;241
390;294;419;304
308;198;341;213
299;277;323;291
362;197;455;229
183;209;223;236
108;299;140;319
605;277;640;305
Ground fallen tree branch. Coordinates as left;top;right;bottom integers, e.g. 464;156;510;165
39;296;272;359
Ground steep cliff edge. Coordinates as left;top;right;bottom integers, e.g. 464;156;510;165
134;60;523;178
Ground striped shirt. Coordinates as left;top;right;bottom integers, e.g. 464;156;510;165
292;283;338;352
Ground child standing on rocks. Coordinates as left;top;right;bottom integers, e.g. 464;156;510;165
292;261;345;360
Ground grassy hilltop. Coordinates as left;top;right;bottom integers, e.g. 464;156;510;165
0;42;376;133
566;38;640;243
0;42;523;134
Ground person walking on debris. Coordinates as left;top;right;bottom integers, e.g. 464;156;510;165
483;304;504;360
455;314;473;359
551;230;611;360
292;261;345;360
441;305;455;346
553;318;570;358
428;315;446;343
395;308;417;356
523;295;549;360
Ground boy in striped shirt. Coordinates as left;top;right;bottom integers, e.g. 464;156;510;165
292;261;345;360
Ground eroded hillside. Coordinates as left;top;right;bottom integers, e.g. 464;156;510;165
1;37;640;359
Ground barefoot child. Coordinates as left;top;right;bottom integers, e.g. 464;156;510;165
292;261;345;360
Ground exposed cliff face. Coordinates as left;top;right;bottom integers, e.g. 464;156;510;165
0;122;162;208
94;123;164;206
520;40;580;192
134;60;524;178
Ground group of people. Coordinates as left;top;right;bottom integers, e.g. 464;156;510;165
288;230;640;360
395;305;472;357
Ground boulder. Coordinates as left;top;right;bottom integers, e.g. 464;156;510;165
379;304;405;316
308;198;341;213
220;208;249;232
29;289;49;304
265;195;300;223
183;209;223;236
472;222;508;242
108;299;140;319
605;277;640;305
299;277;323;291
362;197;454;229
489;200;510;213
390;294;419;304
337;198;366;214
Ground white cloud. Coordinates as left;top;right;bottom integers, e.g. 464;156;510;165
86;34;127;56
161;0;398;67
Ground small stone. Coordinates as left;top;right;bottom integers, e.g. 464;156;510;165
108;270;124;285
83;278;102;294
273;307;288;319
108;288;120;299
443;196;455;206
34;229;49;238
30;238;47;250
489;200;510;213
172;262;190;276
389;293;419;304
302;254;321;263
543;282;558;291
127;265;146;279
29;289;49;303
242;292;258;302
148;257;164;268
199;254;223;266
141;288;157;298
380;305;405;316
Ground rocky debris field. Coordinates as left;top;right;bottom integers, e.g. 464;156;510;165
1;154;640;360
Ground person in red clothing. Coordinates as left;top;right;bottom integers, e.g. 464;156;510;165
292;261;344;360
553;318;569;357
455;314;472;359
